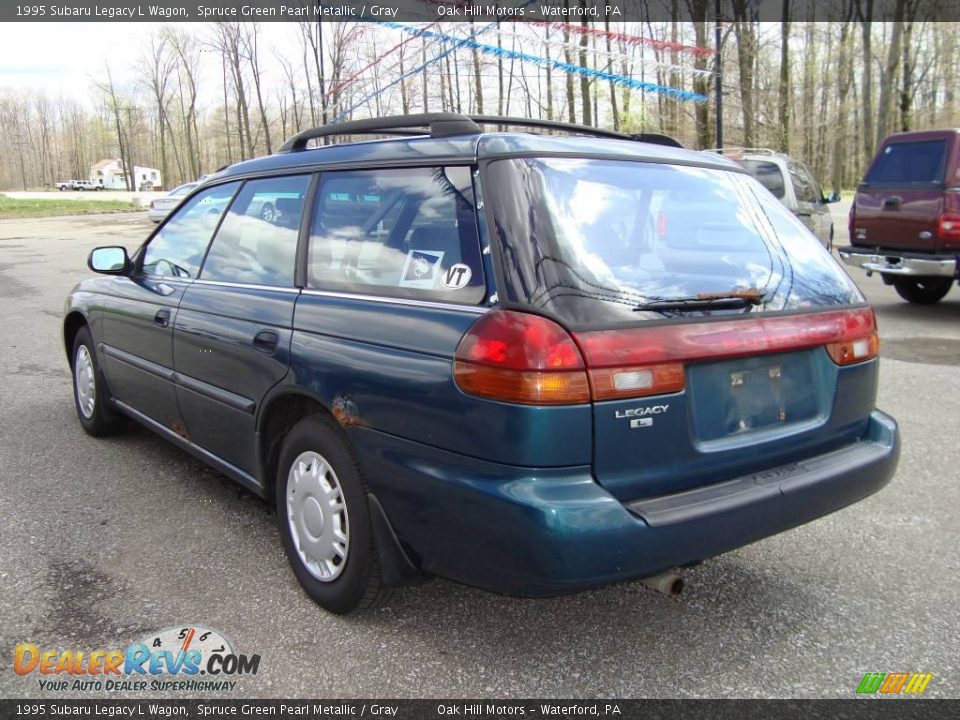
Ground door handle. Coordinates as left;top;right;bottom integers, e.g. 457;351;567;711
253;330;279;353
883;197;901;210
154;309;171;327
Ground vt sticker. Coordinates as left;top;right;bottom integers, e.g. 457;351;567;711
440;263;472;289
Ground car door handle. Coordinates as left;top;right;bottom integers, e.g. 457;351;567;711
154;309;171;327
253;330;279;354
883;197;901;210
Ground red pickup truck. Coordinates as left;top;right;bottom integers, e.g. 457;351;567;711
839;129;960;303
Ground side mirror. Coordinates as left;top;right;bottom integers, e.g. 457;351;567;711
88;246;130;275
825;191;841;204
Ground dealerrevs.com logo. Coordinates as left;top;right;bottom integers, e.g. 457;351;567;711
14;626;260;692
856;672;934;695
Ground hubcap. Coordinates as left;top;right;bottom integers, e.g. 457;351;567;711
261;205;275;222
74;345;96;419
286;451;349;582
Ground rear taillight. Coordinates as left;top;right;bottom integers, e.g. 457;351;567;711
150;201;156;209
453;310;590;405
848;203;856;242
938;211;960;243
455;307;880;405
826;333;880;365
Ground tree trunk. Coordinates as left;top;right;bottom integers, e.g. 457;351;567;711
578;11;592;126
732;0;756;147
857;0;875;165
876;0;905;149
778;0;791;153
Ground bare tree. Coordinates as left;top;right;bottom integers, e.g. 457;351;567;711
239;23;273;154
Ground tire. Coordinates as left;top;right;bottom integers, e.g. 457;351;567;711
59;186;67;192
260;202;276;223
71;326;121;436
275;415;391;614
892;277;953;304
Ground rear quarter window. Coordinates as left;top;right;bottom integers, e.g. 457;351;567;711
739;159;786;200
306;167;485;304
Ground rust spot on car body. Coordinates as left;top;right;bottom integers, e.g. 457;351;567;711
331;396;364;426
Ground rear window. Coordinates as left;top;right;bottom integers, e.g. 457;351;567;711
484;157;862;327
863;140;948;185
738;159;785;199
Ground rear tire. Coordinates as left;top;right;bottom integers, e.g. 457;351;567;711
71;326;121;436
275;415;392;614
892;277;953;304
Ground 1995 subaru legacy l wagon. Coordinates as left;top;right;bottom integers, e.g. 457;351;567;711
64;114;900;614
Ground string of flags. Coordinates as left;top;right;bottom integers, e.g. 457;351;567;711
382;22;709;102
329;14;714;122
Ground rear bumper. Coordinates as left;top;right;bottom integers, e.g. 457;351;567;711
353;410;899;597
838;245;958;278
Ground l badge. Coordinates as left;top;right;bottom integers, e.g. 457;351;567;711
630;418;653;429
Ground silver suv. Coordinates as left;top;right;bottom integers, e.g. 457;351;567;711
716;149;838;250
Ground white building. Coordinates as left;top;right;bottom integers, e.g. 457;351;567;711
91;159;163;191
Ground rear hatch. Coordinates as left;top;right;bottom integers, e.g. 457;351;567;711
852;132;956;252
484;155;877;502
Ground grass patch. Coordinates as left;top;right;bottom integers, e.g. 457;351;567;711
0;195;141;219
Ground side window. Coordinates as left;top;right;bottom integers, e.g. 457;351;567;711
307;167;484;303
142;182;240;278
201;175;310;287
798;162;823;203
788;161;819;204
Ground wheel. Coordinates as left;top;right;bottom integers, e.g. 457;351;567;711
59;186;68;192
892;277;953;304
276;415;391;614
259;202;276;223
71;326;121;436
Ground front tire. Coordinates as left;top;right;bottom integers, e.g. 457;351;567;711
71;326;121;436
260;202;276;223
275;415;391;614
893;277;953;304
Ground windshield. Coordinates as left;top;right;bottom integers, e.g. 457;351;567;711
484;157;862;327
170;183;197;197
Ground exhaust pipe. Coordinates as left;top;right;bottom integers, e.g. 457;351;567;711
641;570;683;597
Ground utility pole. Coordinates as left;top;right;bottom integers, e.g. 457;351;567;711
715;0;723;151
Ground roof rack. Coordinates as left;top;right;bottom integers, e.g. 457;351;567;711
277;113;683;153
706;147;780;156
277;113;481;152
468;116;683;148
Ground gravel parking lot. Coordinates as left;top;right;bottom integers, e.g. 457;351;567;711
1;209;958;699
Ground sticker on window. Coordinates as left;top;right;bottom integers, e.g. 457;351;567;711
440;263;472;290
400;250;444;288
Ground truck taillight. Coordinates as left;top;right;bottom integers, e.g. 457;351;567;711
848;203;856;242
150;201;156;209
453;310;590;405
937;211;960;243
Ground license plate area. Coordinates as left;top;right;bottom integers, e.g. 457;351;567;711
687;350;823;443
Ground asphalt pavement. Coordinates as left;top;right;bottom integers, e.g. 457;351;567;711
0;209;957;699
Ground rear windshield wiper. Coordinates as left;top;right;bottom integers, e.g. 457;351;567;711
633;289;766;313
